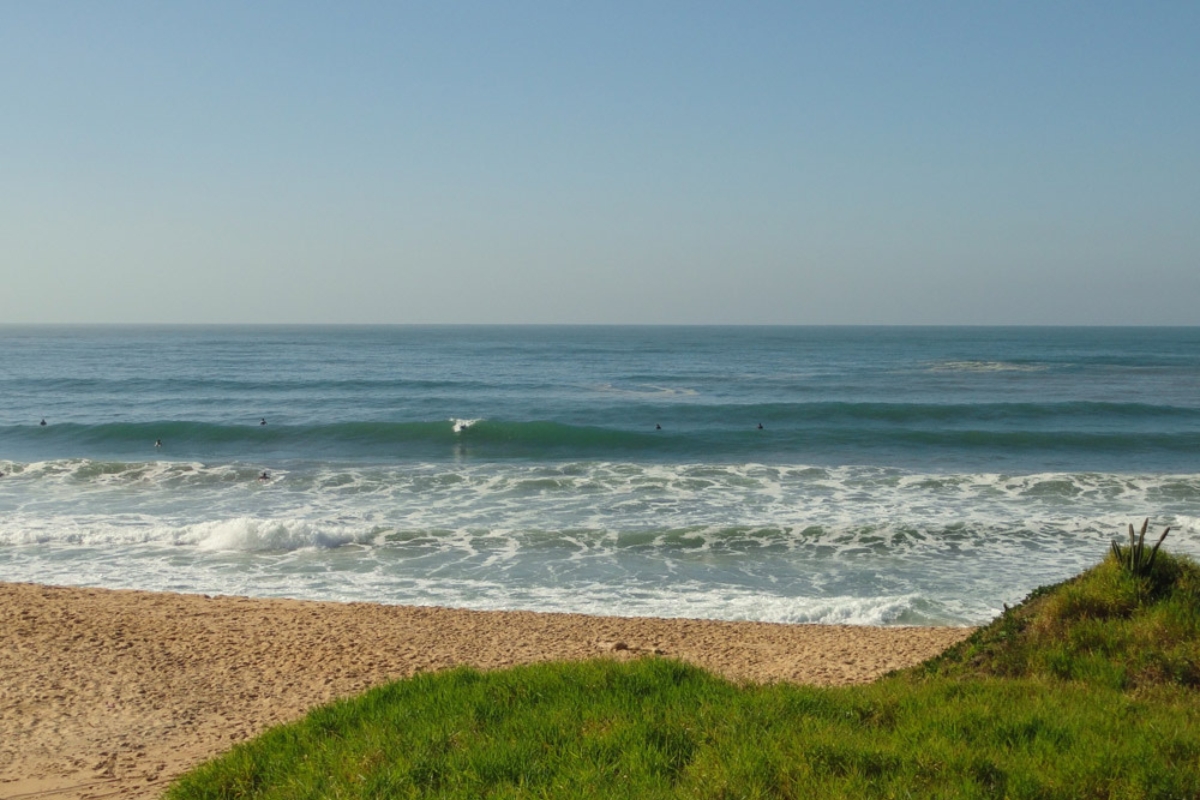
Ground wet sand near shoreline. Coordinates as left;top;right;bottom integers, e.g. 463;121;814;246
1;582;973;799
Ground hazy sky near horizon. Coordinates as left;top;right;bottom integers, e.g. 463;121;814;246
3;3;1198;325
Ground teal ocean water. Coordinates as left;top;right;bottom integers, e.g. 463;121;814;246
2;326;1198;625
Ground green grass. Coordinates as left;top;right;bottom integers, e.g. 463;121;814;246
910;546;1200;690
167;550;1200;800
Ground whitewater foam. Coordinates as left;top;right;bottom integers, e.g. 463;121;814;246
2;458;1198;625
929;360;1049;373
593;383;699;398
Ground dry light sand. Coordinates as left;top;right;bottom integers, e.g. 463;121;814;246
1;582;972;799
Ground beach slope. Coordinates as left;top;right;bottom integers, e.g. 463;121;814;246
0;582;971;799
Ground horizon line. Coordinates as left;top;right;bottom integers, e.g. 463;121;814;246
1;322;1197;330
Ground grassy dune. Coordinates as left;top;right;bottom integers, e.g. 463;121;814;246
166;549;1200;799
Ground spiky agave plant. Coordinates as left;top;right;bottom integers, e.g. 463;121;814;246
1111;518;1170;576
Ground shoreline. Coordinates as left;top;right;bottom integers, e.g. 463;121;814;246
1;582;973;799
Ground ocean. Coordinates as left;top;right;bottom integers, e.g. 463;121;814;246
1;325;1198;626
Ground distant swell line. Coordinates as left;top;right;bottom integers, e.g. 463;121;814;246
3;414;1199;459
1;376;497;393
743;401;1200;423
0;420;668;456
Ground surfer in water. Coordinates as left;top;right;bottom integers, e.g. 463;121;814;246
656;423;661;430
758;423;763;430
258;471;270;481
260;418;267;426
155;439;162;448
40;419;46;426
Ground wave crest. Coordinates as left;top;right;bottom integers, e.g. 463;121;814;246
193;517;358;552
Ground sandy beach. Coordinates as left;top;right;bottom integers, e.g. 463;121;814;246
1;582;972;799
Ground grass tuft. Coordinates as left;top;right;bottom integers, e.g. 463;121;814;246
1111;518;1172;577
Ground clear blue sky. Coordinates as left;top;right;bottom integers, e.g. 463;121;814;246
3;2;1197;324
